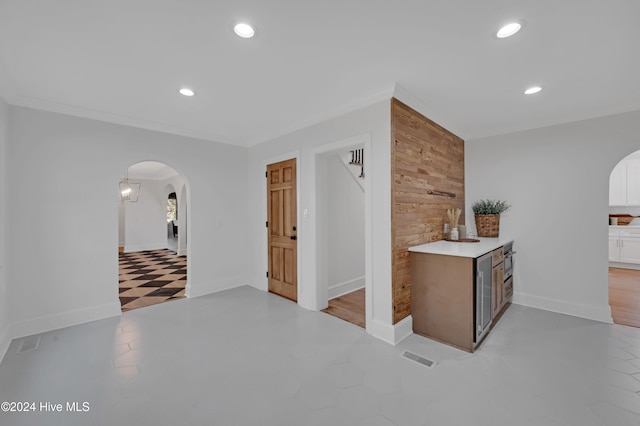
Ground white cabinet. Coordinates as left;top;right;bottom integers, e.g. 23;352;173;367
609;229;621;261
610;227;640;265
620;228;640;263
609;159;640;205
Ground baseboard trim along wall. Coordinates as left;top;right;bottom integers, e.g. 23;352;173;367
124;243;170;253
0;326;11;364
368;315;413;346
1;301;122;363
609;262;640;271
328;276;365;300
513;291;613;323
186;276;248;299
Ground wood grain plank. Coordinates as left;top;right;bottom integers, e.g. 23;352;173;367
322;289;365;328
391;98;465;324
609;267;640;327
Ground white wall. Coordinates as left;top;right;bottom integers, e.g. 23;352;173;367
0;97;10;358
466;109;640;322
123;178;171;252
325;153;365;297
5;106;249;340
161;173;189;255
247;100;399;342
118;202;125;246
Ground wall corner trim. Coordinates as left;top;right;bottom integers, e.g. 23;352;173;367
368;315;413;345
186;276;248;299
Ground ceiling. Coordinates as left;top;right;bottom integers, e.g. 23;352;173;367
0;0;638;146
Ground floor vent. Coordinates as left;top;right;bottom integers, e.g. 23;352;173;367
17;335;41;354
402;350;436;368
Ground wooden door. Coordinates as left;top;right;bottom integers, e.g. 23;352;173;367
267;159;297;301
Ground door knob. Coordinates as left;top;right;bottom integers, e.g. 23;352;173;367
290;235;297;240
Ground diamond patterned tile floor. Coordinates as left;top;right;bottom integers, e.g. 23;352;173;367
118;249;187;311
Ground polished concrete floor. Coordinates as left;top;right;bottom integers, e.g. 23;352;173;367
1;286;639;426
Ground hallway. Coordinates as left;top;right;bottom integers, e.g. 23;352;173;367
118;248;186;311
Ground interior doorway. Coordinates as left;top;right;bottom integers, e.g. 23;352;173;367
117;161;189;311
316;147;366;328
608;151;640;328
167;191;178;252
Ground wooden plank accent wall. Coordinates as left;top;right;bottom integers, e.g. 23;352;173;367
391;98;465;324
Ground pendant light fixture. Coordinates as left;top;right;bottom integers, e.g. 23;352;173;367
119;168;141;202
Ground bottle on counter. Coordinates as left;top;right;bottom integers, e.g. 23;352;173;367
450;227;459;241
444;223;450;240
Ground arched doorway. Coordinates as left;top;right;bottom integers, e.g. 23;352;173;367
117;161;189;312
608;150;640;328
166;189;178;252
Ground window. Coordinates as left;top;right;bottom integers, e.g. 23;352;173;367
167;192;177;222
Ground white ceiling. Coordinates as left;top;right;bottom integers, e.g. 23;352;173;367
0;0;638;146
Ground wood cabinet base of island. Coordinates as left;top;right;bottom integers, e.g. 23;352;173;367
410;250;511;353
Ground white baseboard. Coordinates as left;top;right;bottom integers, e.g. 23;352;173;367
0;325;11;364
124;243;168;253
368;315;413;345
1;301;122;363
186;275;248;298
609;262;640;271
247;275;268;292
328;276;365;299
512;291;613;323
177;248;188;257
9;301;122;340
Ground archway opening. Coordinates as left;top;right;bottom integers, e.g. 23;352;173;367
608;150;640;328
117;161;189;312
167;191;178;252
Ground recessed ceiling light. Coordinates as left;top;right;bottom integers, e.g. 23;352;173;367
524;86;542;95
234;22;255;38
179;88;195;97
496;22;522;38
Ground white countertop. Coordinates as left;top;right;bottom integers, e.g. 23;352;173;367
610;225;640;229
408;237;513;258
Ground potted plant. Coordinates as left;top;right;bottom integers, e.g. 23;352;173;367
471;199;510;237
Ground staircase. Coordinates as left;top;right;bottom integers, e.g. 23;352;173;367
350;148;365;178
339;148;365;191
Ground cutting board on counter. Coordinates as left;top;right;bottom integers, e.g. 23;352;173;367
610;214;635;226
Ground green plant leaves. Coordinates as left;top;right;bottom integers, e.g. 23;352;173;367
471;199;511;215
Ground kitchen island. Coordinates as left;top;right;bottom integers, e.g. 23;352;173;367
409;238;514;352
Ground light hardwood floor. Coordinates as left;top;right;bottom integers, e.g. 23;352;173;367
322;288;365;328
609;267;640;328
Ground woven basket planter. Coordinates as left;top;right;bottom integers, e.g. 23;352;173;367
474;214;500;237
